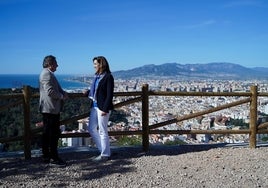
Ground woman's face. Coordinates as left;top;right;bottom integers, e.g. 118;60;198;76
93;59;101;73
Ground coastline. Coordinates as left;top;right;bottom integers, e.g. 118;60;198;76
0;74;90;90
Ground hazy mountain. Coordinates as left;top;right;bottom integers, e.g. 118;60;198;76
113;62;268;80
251;67;268;73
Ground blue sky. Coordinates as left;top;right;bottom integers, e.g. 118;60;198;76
0;0;267;75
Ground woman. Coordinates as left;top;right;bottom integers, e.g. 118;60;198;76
87;56;114;162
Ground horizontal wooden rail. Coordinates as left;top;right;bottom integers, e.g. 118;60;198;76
0;93;23;99
0;135;24;143
150;91;252;97
0;99;23;112
59;130;143;138
150;129;251;135
60;113;89;125
259;92;268;97
114;96;142;108
258;122;268;130
150;97;251;130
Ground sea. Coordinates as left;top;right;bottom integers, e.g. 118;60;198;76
0;74;89;91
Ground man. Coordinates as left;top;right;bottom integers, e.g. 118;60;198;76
39;55;68;166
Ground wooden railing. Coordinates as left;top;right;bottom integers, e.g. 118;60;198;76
1;85;268;160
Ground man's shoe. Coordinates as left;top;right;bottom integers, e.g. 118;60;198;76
92;155;110;162
50;158;67;167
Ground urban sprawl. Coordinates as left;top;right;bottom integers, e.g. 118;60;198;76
62;78;268;147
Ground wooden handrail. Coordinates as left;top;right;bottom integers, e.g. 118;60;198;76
149;98;250;130
0;84;266;159
258;122;268;130
0;99;23;112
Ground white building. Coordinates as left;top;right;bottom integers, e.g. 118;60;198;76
265;104;268;115
61;119;92;147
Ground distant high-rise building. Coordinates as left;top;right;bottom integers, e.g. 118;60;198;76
265;104;268;115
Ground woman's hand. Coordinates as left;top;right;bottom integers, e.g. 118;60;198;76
83;90;89;97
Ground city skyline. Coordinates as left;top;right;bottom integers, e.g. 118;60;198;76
1;0;268;75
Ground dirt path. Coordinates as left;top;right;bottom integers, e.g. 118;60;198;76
1;144;268;187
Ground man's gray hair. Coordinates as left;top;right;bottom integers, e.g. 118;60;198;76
43;55;56;68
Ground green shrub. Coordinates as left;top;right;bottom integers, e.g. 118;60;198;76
117;135;142;146
261;136;268;142
164;139;187;145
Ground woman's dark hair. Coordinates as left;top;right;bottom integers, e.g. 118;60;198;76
43;55;57;68
93;56;111;74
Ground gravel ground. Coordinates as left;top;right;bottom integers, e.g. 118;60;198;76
1;143;268;188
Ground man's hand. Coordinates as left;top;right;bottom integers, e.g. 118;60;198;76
63;93;69;100
100;110;107;116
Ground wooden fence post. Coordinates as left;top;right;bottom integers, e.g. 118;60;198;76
249;85;257;148
23;85;31;159
142;84;149;151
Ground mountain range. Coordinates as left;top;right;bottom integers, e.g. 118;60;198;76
113;62;268;80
